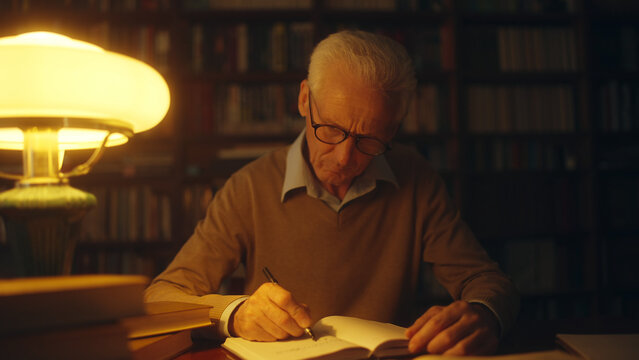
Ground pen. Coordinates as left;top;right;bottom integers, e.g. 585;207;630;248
262;266;316;341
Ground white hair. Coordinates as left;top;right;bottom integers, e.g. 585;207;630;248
307;30;417;122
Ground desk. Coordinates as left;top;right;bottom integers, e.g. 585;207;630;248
175;340;235;360
498;317;638;355
175;317;638;360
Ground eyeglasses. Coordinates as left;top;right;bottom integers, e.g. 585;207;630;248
308;90;391;156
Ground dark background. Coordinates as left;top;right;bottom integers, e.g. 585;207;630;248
0;0;637;328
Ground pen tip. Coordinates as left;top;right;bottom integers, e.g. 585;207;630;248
305;328;316;341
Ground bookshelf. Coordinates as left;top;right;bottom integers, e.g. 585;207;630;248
588;0;639;320
0;0;637;323
456;1;593;322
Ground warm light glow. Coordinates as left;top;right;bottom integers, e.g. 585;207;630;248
0;127;128;150
0;31;170;150
0;31;102;51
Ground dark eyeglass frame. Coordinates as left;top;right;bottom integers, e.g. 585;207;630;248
308;90;391;156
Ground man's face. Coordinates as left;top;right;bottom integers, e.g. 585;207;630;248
297;70;400;196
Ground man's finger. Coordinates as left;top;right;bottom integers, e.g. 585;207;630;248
425;316;474;354
233;300;283;341
263;296;306;337
267;285;312;329
406;306;443;338
254;307;291;340
407;306;460;353
246;321;278;342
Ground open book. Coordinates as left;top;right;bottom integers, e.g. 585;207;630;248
222;315;409;360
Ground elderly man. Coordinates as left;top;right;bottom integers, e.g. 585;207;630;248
145;30;519;356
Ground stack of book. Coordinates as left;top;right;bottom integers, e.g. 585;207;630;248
124;301;215;360
0;275;214;360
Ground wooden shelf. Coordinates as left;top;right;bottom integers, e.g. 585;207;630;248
462;72;582;83
461;132;589;139
477;230;591;242
319;10;449;24
178;9;313;21
76;241;180;252
180;71;307;83
460;12;578;25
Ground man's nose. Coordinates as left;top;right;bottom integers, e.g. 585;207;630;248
335;136;357;166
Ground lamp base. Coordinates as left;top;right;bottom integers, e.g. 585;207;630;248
0;184;95;276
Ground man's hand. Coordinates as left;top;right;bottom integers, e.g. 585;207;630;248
405;300;500;355
230;283;312;341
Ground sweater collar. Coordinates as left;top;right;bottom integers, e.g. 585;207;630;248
281;130;398;205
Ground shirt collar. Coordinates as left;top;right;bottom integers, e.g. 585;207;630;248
281;129;398;203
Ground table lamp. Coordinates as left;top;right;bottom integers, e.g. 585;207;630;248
0;31;170;276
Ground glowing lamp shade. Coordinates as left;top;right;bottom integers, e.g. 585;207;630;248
0;31;170;149
0;32;170;276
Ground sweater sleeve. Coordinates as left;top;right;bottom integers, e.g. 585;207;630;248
419;169;520;335
144;171;253;337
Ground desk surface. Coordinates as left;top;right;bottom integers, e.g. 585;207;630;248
175;317;638;360
175;343;234;360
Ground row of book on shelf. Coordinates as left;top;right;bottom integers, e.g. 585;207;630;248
465;27;577;73
182;183;216;233
468;138;579;172
405;140;456;173
502;237;589;308
74;249;160;276
181;81;631;136
88;22;171;73
403;84;446;134
417;236;579;305
79;186;172;243
466;176;588;236
459;0;576;13
502;238;560;294
602;175;639;230
323;0;444;11
183;82;304;135
184;82;452;136
605;236;639;291
184;0;311;10
78;182;225;246
333;25;445;73
522;296;592;321
497;27;577;72
184;0;445;11
191;22;446;74
592;26;638;72
191;22;313;73
598;80;639;132
88;151;175;177
1;0;171;12
466;85;575;133
5;0;580;13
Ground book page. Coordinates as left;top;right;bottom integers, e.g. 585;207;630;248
312;316;408;356
223;335;369;360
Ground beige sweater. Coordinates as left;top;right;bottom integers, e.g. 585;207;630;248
145;143;519;333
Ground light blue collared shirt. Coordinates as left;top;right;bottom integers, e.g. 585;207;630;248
281;130;398;212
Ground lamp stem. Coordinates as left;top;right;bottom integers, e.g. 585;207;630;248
22;127;61;184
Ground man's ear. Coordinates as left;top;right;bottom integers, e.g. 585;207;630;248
298;79;309;117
